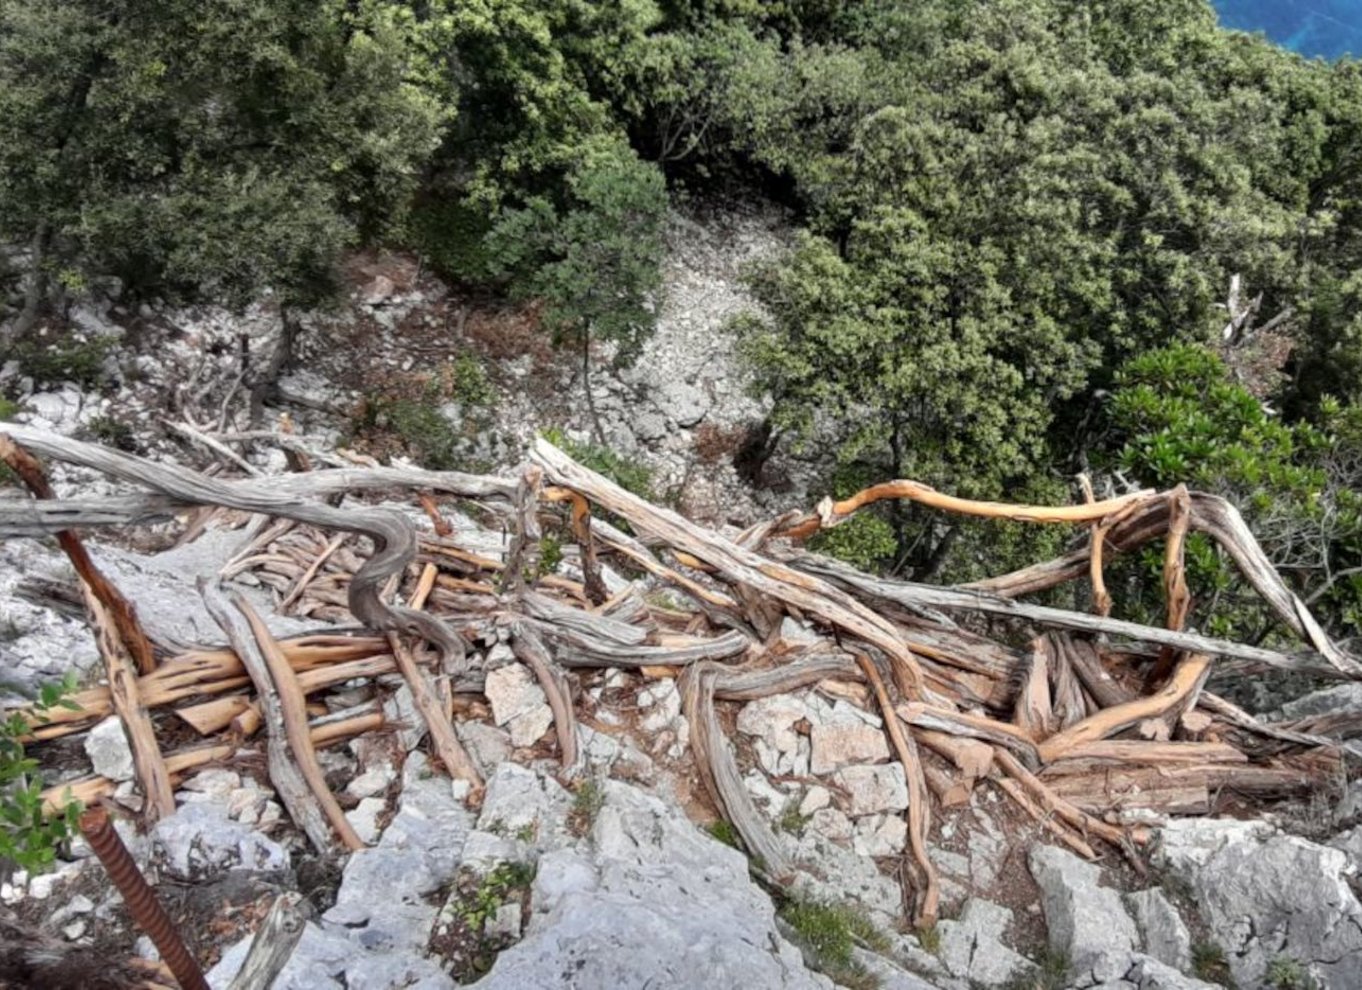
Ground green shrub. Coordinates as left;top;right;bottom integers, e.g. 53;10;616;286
1;674;83;872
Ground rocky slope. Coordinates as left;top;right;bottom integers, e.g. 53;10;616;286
4;206;1362;990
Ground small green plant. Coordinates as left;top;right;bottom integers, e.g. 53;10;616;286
1192;941;1232;985
0;397;21;420
778;798;811;835
13;335;112;390
451;860;536;931
536;534;564;577
706;818;741;849
567;777;605;836
1266;956;1318;990
915;922;940;955
1;673;84;872
514;821;538;843
84;414;137;451
779;898;889;989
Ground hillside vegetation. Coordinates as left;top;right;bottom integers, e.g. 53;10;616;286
5;0;1362;648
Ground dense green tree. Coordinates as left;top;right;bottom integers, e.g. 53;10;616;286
0;0;445;342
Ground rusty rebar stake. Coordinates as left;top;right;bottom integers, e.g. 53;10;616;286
79;806;209;990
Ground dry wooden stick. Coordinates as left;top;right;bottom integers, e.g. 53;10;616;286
201;582;362;851
992;748;1143;848
897;703;1042;769
544;486;609;606
510;623;578;770
279;532;347;613
1078;475;1113;618
1013;637;1054;740
386;633;483;794
683;664;792;879
855;653;939;927
992;775;1098;859
226;892;309;990
1036;655;1213;763
777;479;1154;540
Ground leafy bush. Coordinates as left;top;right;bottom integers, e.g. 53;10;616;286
1;674;83;872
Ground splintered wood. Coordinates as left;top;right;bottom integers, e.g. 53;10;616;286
3;424;1357;930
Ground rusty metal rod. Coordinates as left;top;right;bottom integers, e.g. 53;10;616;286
79;806;209;990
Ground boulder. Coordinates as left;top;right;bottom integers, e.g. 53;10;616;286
1154;818;1362;989
1029;845;1139;976
936;899;1034;987
474;780;827;989
1124;889;1192;972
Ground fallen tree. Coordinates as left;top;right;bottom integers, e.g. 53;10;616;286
2;424;1357;928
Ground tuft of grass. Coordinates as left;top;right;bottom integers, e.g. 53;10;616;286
915;923;940;955
778;797;811;835
780;898;889;989
567;777;605;837
1192;941;1232;986
1005;947;1071;990
84;414;137;451
1266;956;1318;990
706;819;741;849
0;397;21;420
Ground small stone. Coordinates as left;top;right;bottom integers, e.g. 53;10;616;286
62;920;87;940
486;664;548;726
181;768;241;798
507;705;553;748
638;680;681;733
799;787;831;816
736;695;807;753
346;765;396;799
84;716;135;781
834;764;909;817
65;895;95;914
485;901;523;940
809;808;854;842
458;721;513;775
347;797;387;845
809;723;890;774
853;815;907;857
27;873;58;900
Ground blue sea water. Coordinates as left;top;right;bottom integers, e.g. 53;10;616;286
1213;1;1362;59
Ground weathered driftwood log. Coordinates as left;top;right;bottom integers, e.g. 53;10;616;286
532;437;935;700
798;554;1338;676
0;424;470;659
202;581;362;852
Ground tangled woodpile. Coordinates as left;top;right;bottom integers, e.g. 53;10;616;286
2;424;1358;935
